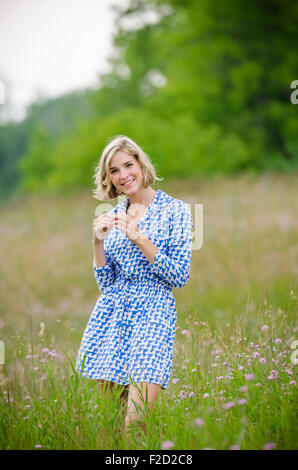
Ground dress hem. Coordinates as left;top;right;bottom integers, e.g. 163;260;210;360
77;370;168;390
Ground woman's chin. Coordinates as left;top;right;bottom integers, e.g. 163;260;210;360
122;185;138;194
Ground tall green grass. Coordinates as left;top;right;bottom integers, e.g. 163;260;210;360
0;173;297;449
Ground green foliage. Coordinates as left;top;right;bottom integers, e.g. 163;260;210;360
1;0;298;197
17;127;54;193
0;91;96;199
0;120;31;199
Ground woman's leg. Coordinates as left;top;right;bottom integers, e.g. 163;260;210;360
97;379;115;399
124;382;161;435
97;380;129;438
97;380;128;424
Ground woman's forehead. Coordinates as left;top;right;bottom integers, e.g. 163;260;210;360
109;151;135;168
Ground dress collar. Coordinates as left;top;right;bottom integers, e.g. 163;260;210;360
128;189;161;215
113;189;174;226
117;189;161;214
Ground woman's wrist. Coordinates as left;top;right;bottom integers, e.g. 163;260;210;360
133;231;146;247
134;233;159;264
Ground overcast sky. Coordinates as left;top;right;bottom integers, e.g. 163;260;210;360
0;0;129;123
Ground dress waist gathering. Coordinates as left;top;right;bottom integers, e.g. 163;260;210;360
108;271;173;293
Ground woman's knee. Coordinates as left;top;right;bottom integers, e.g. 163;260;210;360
97;379;115;395
127;382;161;414
132;382;161;401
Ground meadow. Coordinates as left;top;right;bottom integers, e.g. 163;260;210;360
0;172;297;450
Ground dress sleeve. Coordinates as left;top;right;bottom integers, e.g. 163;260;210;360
148;201;193;288
93;249;115;292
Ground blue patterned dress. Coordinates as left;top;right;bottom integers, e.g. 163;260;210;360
75;189;193;389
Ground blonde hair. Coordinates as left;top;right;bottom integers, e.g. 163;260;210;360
92;135;163;200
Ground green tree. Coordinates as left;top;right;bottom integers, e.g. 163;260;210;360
17;126;54;192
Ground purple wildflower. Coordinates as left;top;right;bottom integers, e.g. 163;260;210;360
245;373;255;381
222;401;235;410
195;418;204;427
162;441;174;450
238;399;248;405
181;330;190;337
264;442;275;450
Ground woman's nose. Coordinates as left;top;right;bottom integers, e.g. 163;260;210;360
119;169;129;179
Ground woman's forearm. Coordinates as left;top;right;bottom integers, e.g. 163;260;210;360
93;230;159;268
135;234;159;264
93;240;107;267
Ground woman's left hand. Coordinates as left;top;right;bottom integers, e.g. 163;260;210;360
113;213;143;244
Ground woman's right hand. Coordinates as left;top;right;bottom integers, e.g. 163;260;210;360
93;213;115;243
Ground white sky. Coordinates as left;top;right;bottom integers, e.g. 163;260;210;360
0;0;129;123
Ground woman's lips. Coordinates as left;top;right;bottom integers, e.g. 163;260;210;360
121;179;135;187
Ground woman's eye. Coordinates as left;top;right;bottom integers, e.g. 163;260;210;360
111;163;132;174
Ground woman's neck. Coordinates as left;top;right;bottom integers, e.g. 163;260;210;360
127;187;157;208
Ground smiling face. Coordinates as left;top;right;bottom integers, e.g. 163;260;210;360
108;150;144;195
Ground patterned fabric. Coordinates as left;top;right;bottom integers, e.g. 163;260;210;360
75;189;193;389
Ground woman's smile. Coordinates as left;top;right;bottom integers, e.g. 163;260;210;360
121;178;135;187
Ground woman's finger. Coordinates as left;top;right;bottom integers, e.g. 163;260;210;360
94;214;115;224
94;220;113;233
95;213;114;221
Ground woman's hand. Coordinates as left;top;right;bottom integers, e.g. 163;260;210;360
113;213;143;244
93;213;115;243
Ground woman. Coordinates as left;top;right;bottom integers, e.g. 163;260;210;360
75;135;193;435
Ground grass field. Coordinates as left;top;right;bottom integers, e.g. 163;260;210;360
0;172;297;450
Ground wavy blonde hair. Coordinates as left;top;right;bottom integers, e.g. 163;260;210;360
92;135;163;200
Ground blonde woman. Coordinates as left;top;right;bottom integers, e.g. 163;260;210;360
76;135;193;435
